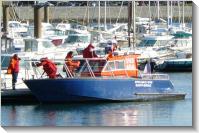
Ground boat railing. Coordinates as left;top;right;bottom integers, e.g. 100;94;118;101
63;58;106;78
23;57;137;79
141;74;169;80
23;59;52;80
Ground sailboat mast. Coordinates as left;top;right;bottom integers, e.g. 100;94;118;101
98;1;101;30
178;1;181;24
157;0;159;21
104;1;107;31
171;1;173;26
167;0;170;29
87;0;89;24
148;0;151;34
128;1;132;47
182;1;185;27
132;0;136;48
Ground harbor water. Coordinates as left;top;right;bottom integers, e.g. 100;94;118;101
1;72;192;126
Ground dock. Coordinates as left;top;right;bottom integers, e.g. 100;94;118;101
1;88;39;104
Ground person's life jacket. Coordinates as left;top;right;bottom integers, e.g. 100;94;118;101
7;57;20;74
64;56;80;73
38;59;57;75
44;59;57;75
107;52;113;60
83;44;98;58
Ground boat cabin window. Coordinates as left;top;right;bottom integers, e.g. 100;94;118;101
65;35;89;43
1;56;11;69
115;60;125;70
25;40;38;52
68;30;79;34
54;30;65;36
9;22;20;28
104;60;125;71
153;46;168;51
138;40;169;47
79;59;106;73
138;40;156;47
42;41;54;48
175;39;192;47
157;40;169;46
104;61;115;71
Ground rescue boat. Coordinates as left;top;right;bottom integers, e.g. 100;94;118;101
23;53;186;103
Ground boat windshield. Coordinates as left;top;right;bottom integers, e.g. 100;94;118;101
138;40;156;47
40;41;54;49
45;29;66;36
25;40;54;52
77;59;106;74
25;40;38;52
138;40;169;47
8;22;21;28
65;35;89;43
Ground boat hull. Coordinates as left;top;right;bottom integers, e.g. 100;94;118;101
24;78;185;103
156;60;192;72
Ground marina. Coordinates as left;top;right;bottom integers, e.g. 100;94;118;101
1;1;192;127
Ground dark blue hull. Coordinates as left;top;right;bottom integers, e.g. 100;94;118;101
156;60;192;72
24;78;185;103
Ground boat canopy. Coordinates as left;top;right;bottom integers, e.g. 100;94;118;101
64;34;90;44
66;54;139;78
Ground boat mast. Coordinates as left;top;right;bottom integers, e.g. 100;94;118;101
128;1;132;47
87;0;89;24
148;0;151;34
132;0;136;49
178;1;181;24
104;1;107;31
157;0;159;21
167;0;169;29
182;1;185;28
98;1;101;30
171;1;173;26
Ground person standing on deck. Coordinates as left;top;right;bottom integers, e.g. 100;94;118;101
7;54;21;90
83;44;98;58
105;39;118;54
64;51;80;75
36;57;57;79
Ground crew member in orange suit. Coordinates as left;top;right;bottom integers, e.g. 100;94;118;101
64;51;80;75
36;57;57;79
7;54;21;90
83;44;98;58
106;50;113;60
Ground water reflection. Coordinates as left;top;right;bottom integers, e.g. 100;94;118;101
1;73;192;126
9;106;17;126
33;102;142;126
1;99;191;126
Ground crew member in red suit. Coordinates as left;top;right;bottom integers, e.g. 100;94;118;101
36;57;57;79
64;51;80;74
83;44;98;58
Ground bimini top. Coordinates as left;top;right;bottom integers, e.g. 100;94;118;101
70;54;140;78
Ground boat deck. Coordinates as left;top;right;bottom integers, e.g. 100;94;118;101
1;88;38;104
